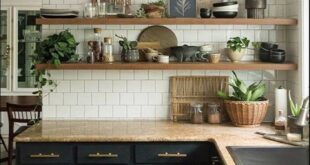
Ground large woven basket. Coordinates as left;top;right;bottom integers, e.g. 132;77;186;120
224;100;269;127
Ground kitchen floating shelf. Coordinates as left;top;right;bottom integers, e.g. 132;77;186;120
36;62;297;70
36;18;298;25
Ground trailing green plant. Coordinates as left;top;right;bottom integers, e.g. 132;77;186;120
288;90;303;117
227;37;250;52
31;29;79;99
217;71;266;101
149;0;165;6
135;8;147;18
115;34;138;50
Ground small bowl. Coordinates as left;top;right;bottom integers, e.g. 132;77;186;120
259;48;270;62
212;4;239;10
261;42;278;50
270;49;286;55
270;54;285;63
200;12;212;18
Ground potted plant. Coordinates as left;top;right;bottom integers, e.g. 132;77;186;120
115;34;139;62
287;90;303;133
141;0;166;18
225;37;250;62
252;42;261;60
32;29;79;97
217;71;268;127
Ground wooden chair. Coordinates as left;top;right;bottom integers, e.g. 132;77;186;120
6;103;41;165
0;122;9;163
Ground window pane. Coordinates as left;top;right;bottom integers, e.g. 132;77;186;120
17;10;41;88
1;10;8;89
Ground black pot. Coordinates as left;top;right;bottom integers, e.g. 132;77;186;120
261;42;278;50
270;49;286;55
270;54;285;63
288;116;303;134
170;45;199;62
245;0;267;9
259;48;270;62
213;1;238;7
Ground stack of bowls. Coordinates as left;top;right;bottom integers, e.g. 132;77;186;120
259;42;286;63
213;1;239;18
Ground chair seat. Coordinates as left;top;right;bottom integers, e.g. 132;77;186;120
13;126;29;137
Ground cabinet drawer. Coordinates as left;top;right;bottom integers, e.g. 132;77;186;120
77;144;131;164
135;142;211;164
18;143;74;165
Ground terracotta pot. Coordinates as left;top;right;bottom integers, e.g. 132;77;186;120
287;115;303;134
224;100;269;127
225;48;246;62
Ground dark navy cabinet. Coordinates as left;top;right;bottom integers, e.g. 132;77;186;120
16;142;223;165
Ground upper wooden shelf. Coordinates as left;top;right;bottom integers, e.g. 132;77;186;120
36;62;297;70
36;18;298;25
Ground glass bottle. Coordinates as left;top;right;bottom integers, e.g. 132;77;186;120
190;103;204;124
97;0;106;17
207;103;221;124
84;3;97;18
275;110;287;135
103;37;114;63
92;28;103;62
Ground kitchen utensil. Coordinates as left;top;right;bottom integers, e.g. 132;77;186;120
263;134;309;147
40;8;79;15
213;1;238;7
259;48;270;62
170;76;229;122
261;42;278;50
270;49;286;63
190;103;204;124
138;26;177;55
213;11;238;18
245;0;267;18
153;55;169;63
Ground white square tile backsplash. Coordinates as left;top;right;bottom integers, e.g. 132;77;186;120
15;0;297;121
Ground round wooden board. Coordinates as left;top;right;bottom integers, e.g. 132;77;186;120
137;25;177;55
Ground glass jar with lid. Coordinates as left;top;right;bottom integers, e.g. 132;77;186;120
190;103;204;124
103;37;114;63
207;103;221;124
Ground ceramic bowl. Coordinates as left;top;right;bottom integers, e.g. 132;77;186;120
270;54;285;63
213;1;238;7
213;11;238;18
261;42;278;50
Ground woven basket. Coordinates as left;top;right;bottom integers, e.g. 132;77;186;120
224;100;269;127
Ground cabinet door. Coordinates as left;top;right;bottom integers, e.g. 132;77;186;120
77;143;131;164
12;7;41;92
17;143;74;165
135;142;211;164
0;7;12;92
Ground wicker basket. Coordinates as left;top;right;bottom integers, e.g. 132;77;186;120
224;100;269;127
170;76;229;122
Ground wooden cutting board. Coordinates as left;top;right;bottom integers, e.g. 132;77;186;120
263;134;309;147
138;25;177;55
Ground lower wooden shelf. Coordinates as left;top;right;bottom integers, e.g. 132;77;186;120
36;62;297;70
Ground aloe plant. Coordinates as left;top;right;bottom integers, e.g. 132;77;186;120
217;71;266;101
288;90;302;117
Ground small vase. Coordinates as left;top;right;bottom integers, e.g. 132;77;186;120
124;49;139;63
287;115;303;134
225;48;246;62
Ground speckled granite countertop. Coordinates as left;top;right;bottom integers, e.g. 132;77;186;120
15;121;289;165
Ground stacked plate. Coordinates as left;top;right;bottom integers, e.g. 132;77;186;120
213;1;239;18
41;9;79;18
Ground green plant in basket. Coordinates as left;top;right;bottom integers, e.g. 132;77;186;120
217;71;266;101
227;37;250;52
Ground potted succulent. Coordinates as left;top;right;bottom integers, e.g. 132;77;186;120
141;0;166;18
287;90;303;133
115;34;139;62
225;37;250;62
217;71;269;127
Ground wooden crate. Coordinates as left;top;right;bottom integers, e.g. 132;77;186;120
170;76;229;122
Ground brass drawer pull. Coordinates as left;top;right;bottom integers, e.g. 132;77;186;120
88;152;118;158
30;153;60;158
158;152;187;158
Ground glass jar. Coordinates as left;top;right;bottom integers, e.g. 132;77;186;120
97;2;106;17
190;103;204;124
88;28;103;62
103;37;114;63
207;103;221;124
84;3;97;18
124;49;139;62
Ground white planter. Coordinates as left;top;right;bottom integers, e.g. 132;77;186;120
225;48;246;62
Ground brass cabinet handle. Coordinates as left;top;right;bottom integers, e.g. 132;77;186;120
30;153;60;158
158;152;187;158
88;152;118;158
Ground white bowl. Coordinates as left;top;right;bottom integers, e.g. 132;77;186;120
212;8;238;12
213;4;239;10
